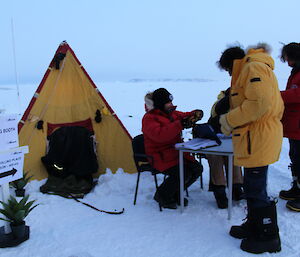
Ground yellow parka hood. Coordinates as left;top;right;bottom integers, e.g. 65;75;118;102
232;48;274;85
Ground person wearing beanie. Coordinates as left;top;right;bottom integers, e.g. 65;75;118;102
279;43;300;211
151;88;175;111
217;44;283;254
142;88;203;209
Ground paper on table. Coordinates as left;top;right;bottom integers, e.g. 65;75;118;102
175;138;218;150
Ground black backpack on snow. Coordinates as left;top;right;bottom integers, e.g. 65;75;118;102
41;126;98;178
40;126;98;197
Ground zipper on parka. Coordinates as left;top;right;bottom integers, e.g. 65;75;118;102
247;131;251;155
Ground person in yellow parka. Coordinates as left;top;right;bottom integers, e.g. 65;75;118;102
217;44;284;254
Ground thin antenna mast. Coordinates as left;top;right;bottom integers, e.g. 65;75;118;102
11;18;21;114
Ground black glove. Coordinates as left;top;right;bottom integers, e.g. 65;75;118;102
181;116;193;129
192;109;204;122
215;96;229;115
208;115;221;134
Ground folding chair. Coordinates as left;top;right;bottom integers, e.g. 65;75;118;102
132;134;164;211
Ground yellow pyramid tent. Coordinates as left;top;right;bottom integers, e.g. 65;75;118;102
18;41;136;180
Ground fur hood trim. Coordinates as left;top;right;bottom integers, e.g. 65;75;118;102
246;43;272;54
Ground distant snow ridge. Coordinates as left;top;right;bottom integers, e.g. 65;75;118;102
68;253;94;257
0;87;14;90
128;78;213;83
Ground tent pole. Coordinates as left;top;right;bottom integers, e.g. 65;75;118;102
11;18;21;115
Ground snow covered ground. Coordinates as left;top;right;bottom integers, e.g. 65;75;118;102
0;79;299;257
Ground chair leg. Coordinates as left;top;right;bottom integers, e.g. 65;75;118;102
199;157;204;189
186;188;189;197
133;172;141;205
154;174;162;212
200;174;203;189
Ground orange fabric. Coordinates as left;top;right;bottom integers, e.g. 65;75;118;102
226;49;284;167
19;47;136;180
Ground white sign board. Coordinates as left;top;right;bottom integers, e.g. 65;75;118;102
0;114;27;234
0;114;20;150
0;150;24;185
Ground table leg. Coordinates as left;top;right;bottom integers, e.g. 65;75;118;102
228;155;233;220
179;150;184;213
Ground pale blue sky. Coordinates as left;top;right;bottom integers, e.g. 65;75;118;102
1;0;299;84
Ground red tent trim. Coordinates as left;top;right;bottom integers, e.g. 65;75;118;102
47;118;94;136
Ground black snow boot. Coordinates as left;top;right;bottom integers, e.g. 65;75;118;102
213;185;228;209
232;183;245;201
174;192;189;207
176;197;189;207
230;203;255;239
230;219;251;239
279;181;300;200
154;191;177;209
286;198;300;212
240;201;281;254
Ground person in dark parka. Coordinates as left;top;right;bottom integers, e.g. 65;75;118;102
142;88;203;209
279;43;300;212
207;88;244;209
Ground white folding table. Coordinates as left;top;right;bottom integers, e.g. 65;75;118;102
176;138;234;219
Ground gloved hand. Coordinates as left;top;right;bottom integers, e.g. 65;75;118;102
219;114;233;136
181;116;193;129
181;110;204;129
193;109;204;122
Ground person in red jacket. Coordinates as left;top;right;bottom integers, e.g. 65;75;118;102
142;88;203;209
279;42;300;211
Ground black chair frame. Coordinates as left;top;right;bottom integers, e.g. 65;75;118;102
133;153;165;211
132;134;204;211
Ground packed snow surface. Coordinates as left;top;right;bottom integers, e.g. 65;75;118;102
0;79;299;257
